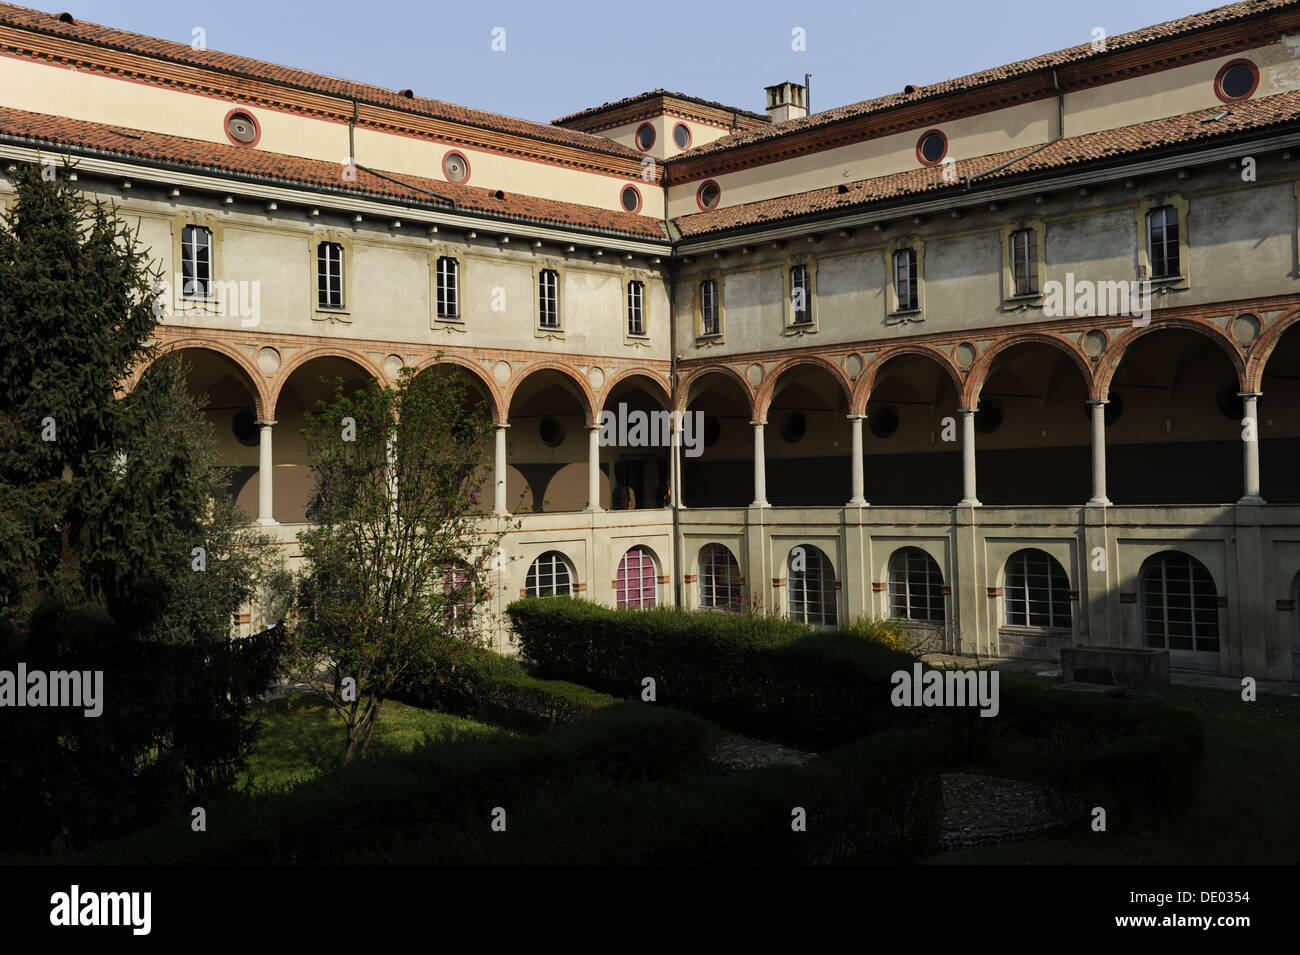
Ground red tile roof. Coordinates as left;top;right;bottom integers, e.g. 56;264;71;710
670;0;1300;162
0;106;669;240
673;90;1300;237
0;2;642;160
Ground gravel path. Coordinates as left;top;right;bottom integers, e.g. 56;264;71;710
939;772;1064;849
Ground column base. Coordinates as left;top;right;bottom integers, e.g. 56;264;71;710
1086;497;1111;508
1237;495;1266;505
845;497;868;508
750;499;769;508
255;518;280;527
958;498;981;507
584;506;604;513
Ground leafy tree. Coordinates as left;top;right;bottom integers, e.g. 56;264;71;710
0;163;283;854
291;364;507;762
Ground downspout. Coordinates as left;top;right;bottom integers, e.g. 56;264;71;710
962;70;1064;192
1054;69;1064;141
665;164;683;609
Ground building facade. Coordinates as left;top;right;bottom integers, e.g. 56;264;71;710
4;1;1300;678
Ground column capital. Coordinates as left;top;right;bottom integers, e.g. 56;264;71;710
749;419;767;428
1085;399;1108;408
957;407;977;415
494;421;511;430
255;419;277;427
846;413;867;421
1236;391;1262;399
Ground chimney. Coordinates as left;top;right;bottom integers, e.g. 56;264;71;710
765;81;808;123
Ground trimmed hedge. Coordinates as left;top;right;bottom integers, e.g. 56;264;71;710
507;598;917;747
505;598;1205;833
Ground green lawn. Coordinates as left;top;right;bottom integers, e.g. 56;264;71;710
241;695;510;792
934;682;1300;864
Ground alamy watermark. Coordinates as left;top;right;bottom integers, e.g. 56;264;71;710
152;274;261;327
890;662;1000;717
1043;272;1152;326
0;663;103;717
597;403;705;458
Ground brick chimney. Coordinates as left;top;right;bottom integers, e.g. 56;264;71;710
765;81;808;123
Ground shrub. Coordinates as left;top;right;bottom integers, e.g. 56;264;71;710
846;615;918;655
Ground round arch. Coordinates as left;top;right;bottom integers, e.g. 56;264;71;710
964;332;1093;408
142;339;270;419
271;346;385;415
1094;318;1244;402
412;353;504;425
505;360;597;425
600;368;671;410
1244;304;1300;392
853;344;963;414
755;355;853;421
677;364;756;418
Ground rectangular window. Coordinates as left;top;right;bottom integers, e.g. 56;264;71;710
893;248;918;310
539;269;559;328
700;279;719;335
437;256;459;318
181;225;211;299
1148;206;1180;279
790;264;810;324
627;280;645;335
1010;228;1037;296
317;241;344;309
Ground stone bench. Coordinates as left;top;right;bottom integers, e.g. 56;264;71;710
1061;645;1170;685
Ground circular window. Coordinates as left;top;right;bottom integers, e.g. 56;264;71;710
539;417;565;448
635;123;656;151
232;408;260;447
1214;59;1259;103
673;123;692;149
442;151;471;184
697;180;721;211
620;184;642;213
869;404;900;439
974;396;1004;434
1216;380;1244;421
780;411;808;444
703;416;721;447
916;129;948;166
224;109;260;147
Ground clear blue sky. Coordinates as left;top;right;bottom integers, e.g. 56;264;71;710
70;0;1216;123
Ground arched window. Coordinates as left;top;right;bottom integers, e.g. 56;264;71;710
888;547;944;623
616;546;658;609
1139;552;1219;653
1003;549;1071;629
525;551;573;598
440;563;477;635
788;544;837;626
698;543;741;612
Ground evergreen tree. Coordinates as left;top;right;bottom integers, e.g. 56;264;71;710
0;163;283;854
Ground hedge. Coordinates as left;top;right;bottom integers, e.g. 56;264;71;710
505;598;1204;832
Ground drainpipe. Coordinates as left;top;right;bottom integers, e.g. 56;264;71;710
664;162;683;609
1054;69;1064;141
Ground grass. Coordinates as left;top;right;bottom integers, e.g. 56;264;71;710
240;694;510;792
932;681;1300;864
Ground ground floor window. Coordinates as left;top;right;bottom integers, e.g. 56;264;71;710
526;551;573;598
788;544;837;626
616;546;657;609
1140;551;1219;653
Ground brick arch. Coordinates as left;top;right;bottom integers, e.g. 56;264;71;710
1093;317;1245;401
600;368;672;411
270;346;386;416
411;353;504;425
1243;304;1300;393
852;344;963;414
140;338;270;420
755;355;854;421
676;364;756;419
504;360;597;425
963;332;1093;408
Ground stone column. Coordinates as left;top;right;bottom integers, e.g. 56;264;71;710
587;424;602;512
1239;392;1264;504
256;419;277;525
958;408;980;506
1087;400;1111;507
494;424;509;515
847;413;867;507
751;420;769;508
672;412;686;509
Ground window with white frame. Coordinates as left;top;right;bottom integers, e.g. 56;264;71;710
1003;549;1071;629
538;268;560;328
698;543;741;612
700;278;719;335
1010;228;1038;296
627;280;645;336
441;563;476;636
788;544;837;626
525;551;573;598
1147;205;1180;279
790;264;810;324
893;248;918;310
181;225;212;298
317;241;344;309
1140;551;1219;653
616;546;658;609
436;256;459;319
888;547;945;623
